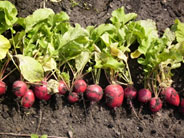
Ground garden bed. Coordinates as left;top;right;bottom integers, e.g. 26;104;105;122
0;0;184;138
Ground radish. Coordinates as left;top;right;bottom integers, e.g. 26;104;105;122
12;80;27;97
124;86;137;100
86;84;103;103
179;99;184;114
0;81;6;95
74;79;87;93
104;84;124;108
67;92;79;103
58;81;67;95
21;89;35;108
161;87;180;106
34;81;51;101
149;97;162;113
138;88;152;103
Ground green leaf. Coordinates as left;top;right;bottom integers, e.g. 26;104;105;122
75;51;90;72
58;24;89;62
41;135;48;138
60;24;88;46
59;41;83;61
92;24;116;42
110;6;137;27
61;72;70;86
0;1;18;34
99;52;124;70
102;56;123;69
31;134;39;138
24;8;55;32
137;19;158;54
129;20;158;57
0;35;11;60
15;55;44;82
173;19;184;43
100;33;110;47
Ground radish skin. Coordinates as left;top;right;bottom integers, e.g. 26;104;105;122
138;88;152;103
34;81;51;101
21;89;35;108
149;97;162;113
124;86;137;100
68;92;79;103
12;80;27;97
104;84;124;108
161;87;180;106
74;80;87;93
0;81;6;95
86;84;103;103
58;81;67;95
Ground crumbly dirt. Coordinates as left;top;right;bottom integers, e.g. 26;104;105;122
0;0;184;138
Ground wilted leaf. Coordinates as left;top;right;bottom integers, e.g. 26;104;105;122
47;79;59;94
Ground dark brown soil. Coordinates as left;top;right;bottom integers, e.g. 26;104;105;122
1;0;184;138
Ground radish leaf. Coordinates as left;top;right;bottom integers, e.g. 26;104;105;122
15;55;44;82
75;51;90;72
31;134;39;138
0;35;11;60
173;19;184;43
0;1;17;34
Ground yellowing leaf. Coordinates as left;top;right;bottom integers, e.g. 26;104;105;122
131;49;142;59
0;35;11;59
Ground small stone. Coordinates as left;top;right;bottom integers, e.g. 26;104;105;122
68;130;73;138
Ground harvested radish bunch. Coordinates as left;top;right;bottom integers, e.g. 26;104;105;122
179;99;184;114
86;84;103;103
74;79;87;93
21;89;35;108
0;81;6;95
138;88;152;103
34;81;51;101
12;80;27;97
105;84;124;108
149;97;162;113
161;87;180;106
67;92;79;103
124;86;137;100
58;81;67;95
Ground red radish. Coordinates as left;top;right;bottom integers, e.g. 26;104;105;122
21;89;35;108
58;81;67;95
161;87;180;106
86;84;103;103
179;99;184;114
74;79;87;93
104;84;124;108
34;81;51;101
138;88;152;103
0;81;6;95
124;86;137;100
12;80;27;97
149;97;162;112
67;92;79;103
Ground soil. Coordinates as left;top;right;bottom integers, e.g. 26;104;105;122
1;0;184;138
